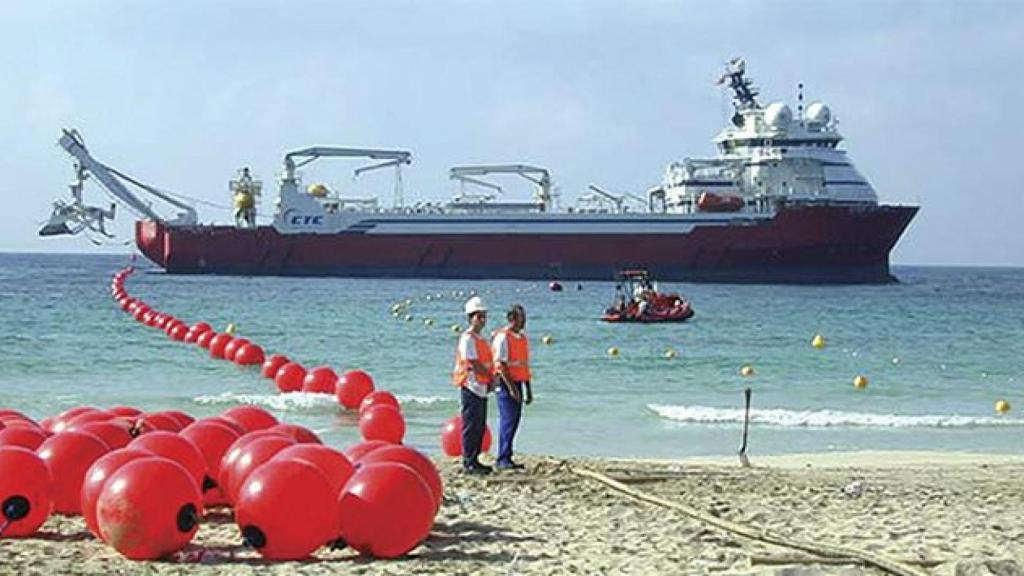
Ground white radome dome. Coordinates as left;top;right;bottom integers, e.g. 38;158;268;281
805;101;831;126
764;102;793;128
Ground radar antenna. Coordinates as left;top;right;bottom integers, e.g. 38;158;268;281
717;57;760;112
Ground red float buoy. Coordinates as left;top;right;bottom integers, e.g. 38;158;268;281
0;427;48;450
96;457;201;559
190;321;213;336
234;343;265;366
0;446;53;538
235;458;336;560
70;421;133;450
440;415;492;457
358;445;444;513
36;430;110;515
338;462;434;558
160;410;196;428
221;405;279;433
223;338;251;362
66;410;116;428
267;423;321;444
108;406;143;418
261;354;290;379
219;435;295;505
274;362;307;393
209;333;234;359
359;390;401;415
168;324;189;341
336;370;375;409
302;366;338;394
196;330;216;349
180;419;242;507
133;412;183;434
343;440;390;463
130;431;209;491
50;406;101;434
271;444;353;497
80;448;151;538
358;405;406;444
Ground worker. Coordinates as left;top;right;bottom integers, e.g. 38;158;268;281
453;296;494;475
491;304;532;470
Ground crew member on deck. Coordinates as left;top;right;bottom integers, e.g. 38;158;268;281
453;296;494;475
492;304;532;470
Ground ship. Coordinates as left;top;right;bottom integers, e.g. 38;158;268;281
45;58;916;283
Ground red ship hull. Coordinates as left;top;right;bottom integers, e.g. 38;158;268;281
136;204;917;284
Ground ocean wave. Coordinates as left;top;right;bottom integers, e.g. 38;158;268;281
396;394;452;406
647;404;1024;429
193;392;337;411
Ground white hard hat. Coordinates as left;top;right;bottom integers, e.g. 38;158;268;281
464;296;487;315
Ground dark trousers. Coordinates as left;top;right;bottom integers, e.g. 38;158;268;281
460;386;487;468
496;381;525;465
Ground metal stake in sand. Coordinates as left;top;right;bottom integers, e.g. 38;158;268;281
738;387;752;468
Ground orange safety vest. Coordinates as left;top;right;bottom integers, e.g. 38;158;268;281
453;331;494;387
493;327;531;382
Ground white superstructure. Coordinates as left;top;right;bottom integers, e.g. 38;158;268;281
651;58;878;214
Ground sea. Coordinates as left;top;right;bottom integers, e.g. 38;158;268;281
2;253;1022;459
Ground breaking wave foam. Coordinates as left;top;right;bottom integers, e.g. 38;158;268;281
193;392;337;411
396;394;452;406
647;404;1024;429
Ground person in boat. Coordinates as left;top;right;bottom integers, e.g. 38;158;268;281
453;296;494;475
636;291;650;319
491;304;532;470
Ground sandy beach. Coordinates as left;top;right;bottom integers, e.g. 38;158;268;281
2;450;1023;575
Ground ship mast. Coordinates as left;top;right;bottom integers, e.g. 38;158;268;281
718;58;760;126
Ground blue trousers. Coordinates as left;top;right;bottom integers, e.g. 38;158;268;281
460;386;487;468
496;381;525;465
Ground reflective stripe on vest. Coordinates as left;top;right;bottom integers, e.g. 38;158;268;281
494;327;531;382
453;331;494;387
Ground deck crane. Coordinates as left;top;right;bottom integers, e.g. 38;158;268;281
41;129;198;238
448;164;553;212
584;184;648;214
282;146;412;208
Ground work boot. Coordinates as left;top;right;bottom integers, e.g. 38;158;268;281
496;460;525;470
463;463;492;476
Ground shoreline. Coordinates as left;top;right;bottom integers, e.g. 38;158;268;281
661;449;1024;469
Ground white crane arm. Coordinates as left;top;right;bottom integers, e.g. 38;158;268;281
58;129;198;225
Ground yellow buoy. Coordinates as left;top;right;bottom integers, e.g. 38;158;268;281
740;365;755;377
225;323;236;336
541;335;554;345
607;346;620;357
450;324;461;333
424;318;435;327
664;349;677;359
811;334;826;349
853;374;868;390
995;399;1011;415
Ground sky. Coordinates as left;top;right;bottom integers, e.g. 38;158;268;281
1;0;1022;266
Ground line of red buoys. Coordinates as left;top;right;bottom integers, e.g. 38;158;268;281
0;266;445;562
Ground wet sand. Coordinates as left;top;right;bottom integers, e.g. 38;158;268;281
2;451;1023;575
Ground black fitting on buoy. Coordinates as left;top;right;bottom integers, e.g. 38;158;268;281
2;496;30;521
241;525;267;549
330;538;347;550
176;503;199;533
201;475;217;493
